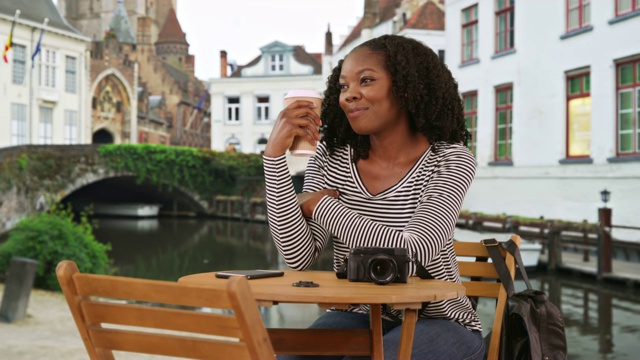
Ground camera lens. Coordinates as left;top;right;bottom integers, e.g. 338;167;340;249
368;254;397;285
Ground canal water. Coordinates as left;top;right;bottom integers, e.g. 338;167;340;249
93;217;640;359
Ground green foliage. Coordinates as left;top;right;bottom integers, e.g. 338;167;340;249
0;205;111;291
97;144;263;197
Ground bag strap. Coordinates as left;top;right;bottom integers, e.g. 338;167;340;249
482;238;534;297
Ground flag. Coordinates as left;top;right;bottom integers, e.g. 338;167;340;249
31;18;49;68
195;92;206;110
2;9;20;63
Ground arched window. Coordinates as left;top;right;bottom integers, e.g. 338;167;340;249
225;135;241;152
256;136;268;154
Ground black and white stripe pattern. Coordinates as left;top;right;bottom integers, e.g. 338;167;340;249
263;141;481;331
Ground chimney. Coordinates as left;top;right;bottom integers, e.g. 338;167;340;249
220;50;228;78
325;24;333;56
362;0;379;29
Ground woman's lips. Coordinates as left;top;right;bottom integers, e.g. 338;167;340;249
347;107;367;118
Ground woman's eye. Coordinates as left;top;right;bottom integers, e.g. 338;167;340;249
338;83;348;91
360;77;373;85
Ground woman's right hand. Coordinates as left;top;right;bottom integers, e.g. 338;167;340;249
263;100;322;157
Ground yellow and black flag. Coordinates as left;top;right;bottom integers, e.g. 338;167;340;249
3;9;20;63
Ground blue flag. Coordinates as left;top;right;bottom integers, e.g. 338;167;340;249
195;92;206;110
31;18;48;69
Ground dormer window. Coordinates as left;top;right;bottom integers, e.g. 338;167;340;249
270;53;284;73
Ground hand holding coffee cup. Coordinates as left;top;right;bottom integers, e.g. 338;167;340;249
284;90;323;156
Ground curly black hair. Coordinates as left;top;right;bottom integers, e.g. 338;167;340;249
321;34;470;161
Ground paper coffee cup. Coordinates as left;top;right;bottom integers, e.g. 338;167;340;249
284;90;323;157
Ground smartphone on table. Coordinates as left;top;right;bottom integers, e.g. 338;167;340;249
214;270;285;279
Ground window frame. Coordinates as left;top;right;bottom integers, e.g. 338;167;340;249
39;48;57;89
269;53;284;73
565;70;591;159
255;95;271;123
461;4;479;63
494;0;515;54
65;56;77;94
225;96;241;124
10;103;27;145
64;109;78;144
12;44;26;85
615;0;640;16
463;91;478;157
615;57;640;156
494;85;513;162
39;106;53;145
567;0;591;32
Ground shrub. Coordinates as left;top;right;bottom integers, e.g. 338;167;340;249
0;205;111;291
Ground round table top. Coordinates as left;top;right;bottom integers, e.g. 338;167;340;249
179;270;466;307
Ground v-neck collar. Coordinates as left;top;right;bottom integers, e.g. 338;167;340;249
349;145;432;199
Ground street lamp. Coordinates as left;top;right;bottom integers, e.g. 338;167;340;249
600;189;611;208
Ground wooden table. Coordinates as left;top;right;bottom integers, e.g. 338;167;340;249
179;270;465;360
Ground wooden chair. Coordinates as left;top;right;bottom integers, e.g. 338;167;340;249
56;260;275;360
453;235;520;360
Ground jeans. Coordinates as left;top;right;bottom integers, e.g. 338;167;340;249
277;311;484;360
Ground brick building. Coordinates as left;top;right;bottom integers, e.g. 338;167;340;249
59;0;209;147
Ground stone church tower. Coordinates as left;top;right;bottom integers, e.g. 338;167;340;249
57;0;176;44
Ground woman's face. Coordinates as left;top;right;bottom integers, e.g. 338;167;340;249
338;47;407;135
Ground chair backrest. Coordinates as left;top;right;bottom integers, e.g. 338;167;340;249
453;235;520;360
56;260;275;360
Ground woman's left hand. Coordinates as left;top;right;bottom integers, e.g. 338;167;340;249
297;189;339;218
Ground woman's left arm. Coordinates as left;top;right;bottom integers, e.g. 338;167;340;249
312;145;476;265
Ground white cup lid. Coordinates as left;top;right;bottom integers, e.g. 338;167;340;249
284;90;323;99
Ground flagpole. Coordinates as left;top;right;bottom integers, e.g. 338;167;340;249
28;17;48;146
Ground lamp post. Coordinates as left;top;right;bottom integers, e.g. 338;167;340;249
600;189;611;208
598;189;612;277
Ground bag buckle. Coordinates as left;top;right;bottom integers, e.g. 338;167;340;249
481;238;499;246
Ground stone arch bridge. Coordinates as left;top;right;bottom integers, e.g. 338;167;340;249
0;145;260;235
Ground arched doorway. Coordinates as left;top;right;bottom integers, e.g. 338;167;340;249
93;129;115;144
91;70;133;144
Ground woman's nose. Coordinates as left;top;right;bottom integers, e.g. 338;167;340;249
344;88;360;102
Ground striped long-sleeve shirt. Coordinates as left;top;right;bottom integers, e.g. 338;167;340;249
263;141;482;332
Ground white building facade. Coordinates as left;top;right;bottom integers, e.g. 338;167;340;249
445;0;640;226
0;0;91;149
208;41;324;174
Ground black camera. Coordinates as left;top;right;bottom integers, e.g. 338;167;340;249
336;247;410;285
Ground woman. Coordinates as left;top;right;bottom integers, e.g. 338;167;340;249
263;35;483;360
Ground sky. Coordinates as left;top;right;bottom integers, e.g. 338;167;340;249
176;0;364;80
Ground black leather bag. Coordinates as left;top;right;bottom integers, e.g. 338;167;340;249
484;239;568;360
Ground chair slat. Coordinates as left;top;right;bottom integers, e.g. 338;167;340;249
88;327;252;360
81;301;243;338
74;274;233;309
458;262;499;279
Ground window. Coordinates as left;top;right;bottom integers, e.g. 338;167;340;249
64;110;78;144
495;85;513;161
225;96;240;123
567;0;591;31
616;58;640;155
225;136;241;152
39;49;57;88
12;44;26;85
10;103;27;145
463;92;478;157
462;5;479;63
269;53;284;73
39;107;53;144
566;71;591;158
616;0;640;16
65;56;77;93
495;0;515;53
256;96;270;122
